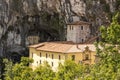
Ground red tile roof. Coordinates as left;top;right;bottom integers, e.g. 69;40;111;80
29;41;96;53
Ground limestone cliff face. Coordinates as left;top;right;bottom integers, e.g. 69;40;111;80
0;0;119;57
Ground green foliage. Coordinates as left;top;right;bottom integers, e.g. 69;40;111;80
3;59;13;80
86;44;120;79
3;14;120;79
12;63;33;80
88;13;120;79
3;58;85;80
3;58;55;80
100;13;120;44
55;60;85;80
20;57;33;66
34;62;55;80
0;57;4;80
4;57;34;80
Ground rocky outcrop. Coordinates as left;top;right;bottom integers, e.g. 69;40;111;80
0;0;119;57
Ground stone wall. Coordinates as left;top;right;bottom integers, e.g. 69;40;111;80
67;24;90;43
0;0;119;56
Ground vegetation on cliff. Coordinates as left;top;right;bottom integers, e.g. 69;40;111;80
0;13;120;80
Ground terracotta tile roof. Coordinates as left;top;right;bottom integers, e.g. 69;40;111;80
36;42;73;53
67;21;90;25
67;44;96;53
29;41;96;53
28;42;47;48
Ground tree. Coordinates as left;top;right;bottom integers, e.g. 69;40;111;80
3;59;14;80
55;60;85;80
4;57;33;80
34;61;55;80
86;13;120;79
100;13;120;44
3;14;120;80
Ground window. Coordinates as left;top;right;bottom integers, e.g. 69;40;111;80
40;53;41;57
40;60;41;64
52;62;53;66
70;26;73;30
82;39;84;42
52;54;54;59
71;55;75;61
31;53;33;58
85;54;89;60
81;26;83;30
37;61;38;65
70;26;71;30
71;26;73;30
46;53;48;58
59;55;61;60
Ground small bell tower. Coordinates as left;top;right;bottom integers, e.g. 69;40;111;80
67;21;91;43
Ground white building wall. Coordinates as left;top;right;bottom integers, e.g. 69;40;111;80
67;24;90;43
67;25;77;43
31;52;65;71
32;53;40;67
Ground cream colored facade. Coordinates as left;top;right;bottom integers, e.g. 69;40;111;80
67;21;91;43
29;21;95;70
29;47;65;71
29;42;96;70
